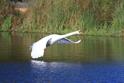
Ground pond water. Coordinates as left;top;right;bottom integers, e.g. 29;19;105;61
0;32;124;83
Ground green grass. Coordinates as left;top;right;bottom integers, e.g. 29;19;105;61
1;0;124;36
0;16;12;31
111;1;124;34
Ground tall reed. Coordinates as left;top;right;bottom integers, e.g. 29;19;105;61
111;0;124;35
1;0;124;36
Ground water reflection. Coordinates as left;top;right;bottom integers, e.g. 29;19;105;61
0;60;124;83
29;60;124;83
0;32;124;82
0;32;124;63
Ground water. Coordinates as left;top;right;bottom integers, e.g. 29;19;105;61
0;32;124;83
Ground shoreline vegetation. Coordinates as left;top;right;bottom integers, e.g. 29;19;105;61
0;0;124;36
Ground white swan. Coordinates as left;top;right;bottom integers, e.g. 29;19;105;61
31;30;81;59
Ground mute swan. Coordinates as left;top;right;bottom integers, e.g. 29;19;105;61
31;30;81;59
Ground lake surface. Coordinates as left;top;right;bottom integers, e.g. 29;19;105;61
0;32;124;83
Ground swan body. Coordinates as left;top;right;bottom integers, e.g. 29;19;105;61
31;30;81;59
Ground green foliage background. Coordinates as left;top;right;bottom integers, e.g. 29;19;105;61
0;0;124;36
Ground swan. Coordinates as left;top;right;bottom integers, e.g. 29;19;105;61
31;30;81;59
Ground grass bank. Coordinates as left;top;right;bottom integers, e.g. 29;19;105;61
0;0;124;36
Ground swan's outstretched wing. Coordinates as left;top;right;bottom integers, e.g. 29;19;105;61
31;49;44;59
31;43;45;59
56;38;81;44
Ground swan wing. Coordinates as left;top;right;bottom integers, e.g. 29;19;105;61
31;43;45;59
56;38;81;44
